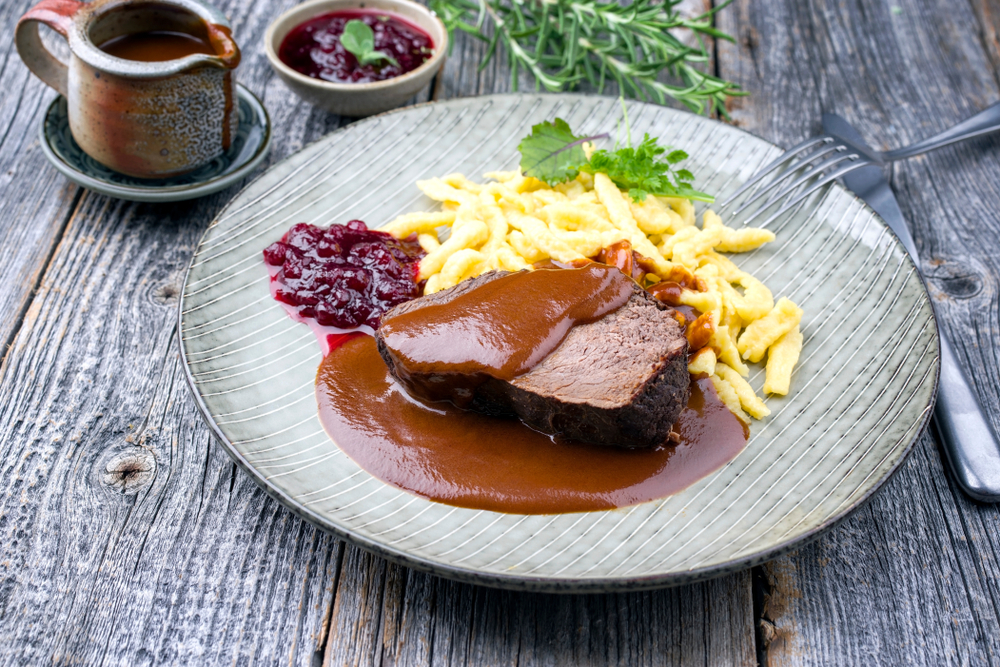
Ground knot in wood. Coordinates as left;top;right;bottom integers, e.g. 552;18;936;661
103;450;155;494
925;257;984;300
151;280;181;306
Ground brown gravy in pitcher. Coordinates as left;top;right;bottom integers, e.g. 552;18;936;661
98;30;216;61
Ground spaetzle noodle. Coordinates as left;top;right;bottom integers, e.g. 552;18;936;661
384;168;804;424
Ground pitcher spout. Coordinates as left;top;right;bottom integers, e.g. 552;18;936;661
206;22;240;69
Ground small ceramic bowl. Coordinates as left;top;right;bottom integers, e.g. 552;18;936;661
265;0;447;117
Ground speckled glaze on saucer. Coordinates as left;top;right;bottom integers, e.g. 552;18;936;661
179;94;938;592
40;84;271;202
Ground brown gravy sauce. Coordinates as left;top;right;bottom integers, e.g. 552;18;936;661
378;265;634;406
97;24;240;156
316;335;748;514
99;31;217;62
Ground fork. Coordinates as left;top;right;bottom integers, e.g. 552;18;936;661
718;101;1000;227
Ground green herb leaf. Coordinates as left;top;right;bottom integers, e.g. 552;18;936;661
340;20;374;59
428;0;744;116
666;150;688;165
584;133;714;203
340;19;400;67
517;118;606;186
517;117;713;203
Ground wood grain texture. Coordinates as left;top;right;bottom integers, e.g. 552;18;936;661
0;190;343;666
0;0;84;363
5;0;1000;664
0;2;754;667
717;0;1000;664
0;0;360;663
323;549;755;667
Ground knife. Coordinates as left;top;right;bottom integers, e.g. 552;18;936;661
822;113;1000;502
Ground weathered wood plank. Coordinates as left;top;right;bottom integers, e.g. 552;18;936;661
0;0;85;362
323;554;755;666
0;0;376;663
0;194;344;666
717;0;1000;664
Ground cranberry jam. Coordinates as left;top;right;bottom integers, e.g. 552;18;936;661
278;10;433;84
263;221;424;335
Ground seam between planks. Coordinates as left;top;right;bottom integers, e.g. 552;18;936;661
317;545;346;667
711;0;722;121
967;0;1000;90
0;186;82;375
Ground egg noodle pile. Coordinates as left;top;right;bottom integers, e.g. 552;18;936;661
382;168;803;424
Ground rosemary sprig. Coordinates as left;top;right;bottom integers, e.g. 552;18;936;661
429;0;744;116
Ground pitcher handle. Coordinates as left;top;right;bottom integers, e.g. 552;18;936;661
16;0;84;97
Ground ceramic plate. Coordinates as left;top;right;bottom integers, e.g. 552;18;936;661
179;94;938;592
40;84;271;202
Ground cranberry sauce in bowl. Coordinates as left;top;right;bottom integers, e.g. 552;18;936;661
263;220;424;353
278;10;433;84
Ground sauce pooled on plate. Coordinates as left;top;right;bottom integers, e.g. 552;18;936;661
263;220;749;514
316;335;748;514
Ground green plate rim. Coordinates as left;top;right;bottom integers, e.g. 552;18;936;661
178;93;939;592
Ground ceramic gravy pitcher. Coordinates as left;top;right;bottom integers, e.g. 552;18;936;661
16;0;241;179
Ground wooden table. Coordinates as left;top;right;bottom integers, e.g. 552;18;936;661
2;0;1000;664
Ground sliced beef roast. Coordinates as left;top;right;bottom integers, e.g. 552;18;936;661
375;269;690;448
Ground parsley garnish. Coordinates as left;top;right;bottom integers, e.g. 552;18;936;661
517;114;713;203
517;119;607;186
340;20;399;68
583;137;713;203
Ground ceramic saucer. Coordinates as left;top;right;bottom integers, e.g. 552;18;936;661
39;84;271;202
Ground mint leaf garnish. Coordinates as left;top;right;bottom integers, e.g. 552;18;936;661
341;19;399;68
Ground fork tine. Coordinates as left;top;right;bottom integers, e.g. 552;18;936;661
717;136;834;209
741;159;872;228
726;144;844;215
735;151;860;217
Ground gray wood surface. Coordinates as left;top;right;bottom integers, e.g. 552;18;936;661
718;0;1000;664
0;0;82;362
1;0;998;664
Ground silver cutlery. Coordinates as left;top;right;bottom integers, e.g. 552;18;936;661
821;113;1000;502
718;101;1000;229
718;106;1000;502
